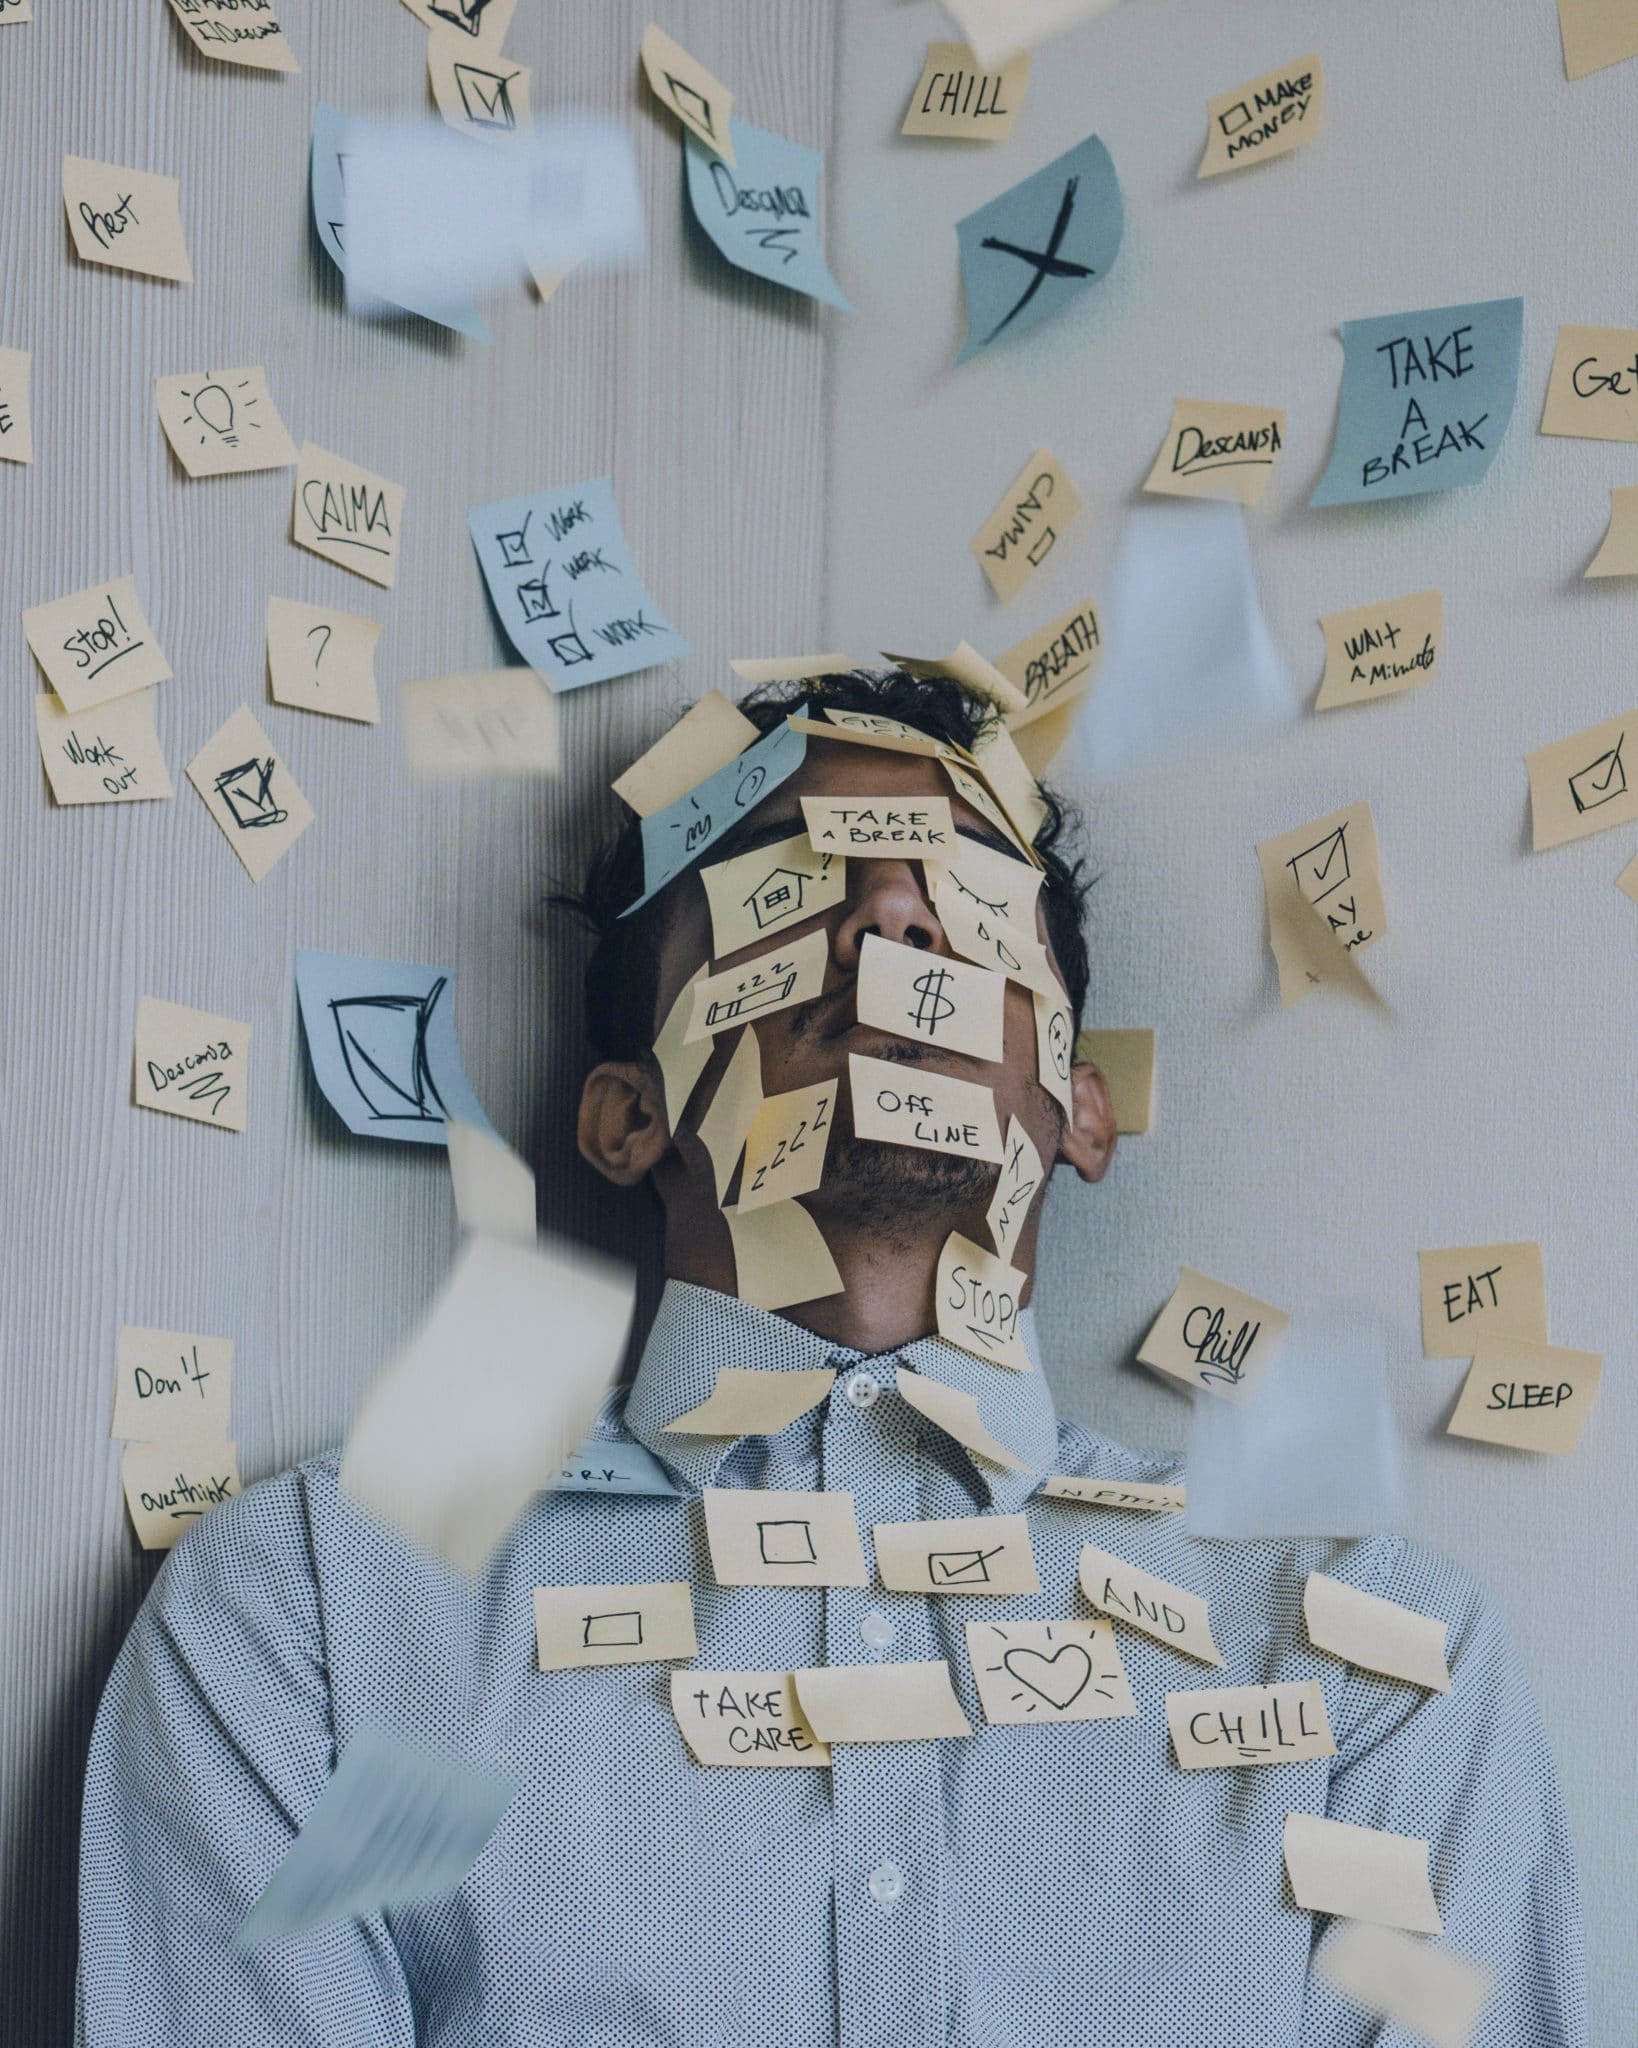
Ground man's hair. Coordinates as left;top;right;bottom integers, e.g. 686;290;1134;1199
558;668;1094;1064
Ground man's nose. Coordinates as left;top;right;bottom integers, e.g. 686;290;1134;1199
830;859;947;969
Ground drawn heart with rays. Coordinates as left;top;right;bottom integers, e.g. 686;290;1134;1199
1002;1642;1092;1710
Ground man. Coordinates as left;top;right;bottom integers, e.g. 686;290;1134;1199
78;670;1586;2046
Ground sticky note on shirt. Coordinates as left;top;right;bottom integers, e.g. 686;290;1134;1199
849;1053;1003;1163
24;573;171;713
1074;1028;1154;1134
857;935;1005;1063
965;1618;1132;1724
1283;1812;1441;1935
1315;589;1442;711
402;669;559;778
534;1581;697;1669
902;40;1028;140
614;691;757;816
875;1512;1039;1595
133;996;251;1131
702;834;844;957
671;1671;830;1766
666;1364;834;1438
686;928;828;1043
640;23;734;160
738;1080;835;1212
427;31;530;142
1143;399;1287;506
121;1438;240;1549
267;597;381;724
794;1662;972;1742
62;156;192;282
1256;800;1385;1007
984;1116;1043;1262
896;1367;1026;1472
1447;1337;1603;1455
0;346;33;464
1303;1571;1452;1692
1310;297;1524;507
937;1232;1032;1372
155;367;296;477
971;449;1083;603
1138;1265;1290;1402
1197;53;1323;178
683;118;851;311
1078;1544;1223;1664
36;691;172;806
1039;1473;1186;1512
186;706;314;881
1526;708;1638;847
1418;1242;1547;1356
703;1486;867;1587
1586;485;1638;577
111;1326;233;1441
801;794;954;855
1167;1681;1334;1768
293;443;404;589
165;0;299;72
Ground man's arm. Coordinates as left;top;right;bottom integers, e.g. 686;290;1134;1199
1300;1540;1588;2046
75;1467;417;2048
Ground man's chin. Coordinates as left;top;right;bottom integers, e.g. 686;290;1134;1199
800;1134;996;1236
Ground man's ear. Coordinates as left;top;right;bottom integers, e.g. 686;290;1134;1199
1057;1059;1117;1183
578;1061;673;1186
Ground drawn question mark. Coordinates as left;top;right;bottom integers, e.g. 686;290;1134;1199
306;623;332;673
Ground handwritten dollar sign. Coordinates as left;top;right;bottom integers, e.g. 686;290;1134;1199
909;965;955;1035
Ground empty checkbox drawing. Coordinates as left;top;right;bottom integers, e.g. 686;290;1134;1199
757;1519;818;1566
581;1611;644;1649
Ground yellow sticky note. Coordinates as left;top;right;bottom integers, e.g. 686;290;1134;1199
686;928;828;1043
801;793;955;857
402;669;558;777
1197;54;1323;178
613;691;757;815
1447;1337;1603;1456
164;0;299;71
902;40;1028;140
873;1512;1039;1595
965;1618;1132;1724
1315;1923;1491;2048
428;30;530;140
996;597;1102;735
1526;710;1638;848
639;23;735;162
849;1052;1004;1163
62;156;192;282
1074;1028;1154;1134
1418;1242;1548;1357
794;1662;972;1742
701;834;844;957
1256;800;1386;1007
693;1026;762;1203
670;1670;830;1767
121;1439;240;1549
1314;589;1442;711
738;1080;835;1213
1033;988;1075;1119
971;450;1083;604
291;443;404;589
1558;0;1638;80
155;367;296;477
111;1326;232;1441
969;718;1047;843
1303;1571;1451;1693
0;1;31;21
666;1365;835;1438
526;257;574;303
702;1486;866;1587
941;755;1040;865
1619;847;1638;903
1540;325;1638;441
1138;1265;1291;1402
186;705;314;881
1078;1544;1223;1665
1039;1474;1186;1512
857;935;1006;1063
730;654;852;685
446;1119;536;1246
1586;486;1638;576
1167;1681;1335;1769
395;0;518;45
936;1231;1032;1372
533;1581;696;1669
0;345;33;463
1283;1813;1442;1935
984;1116;1043;1263
652;964;712;1132
23;573;172;713
36;691;172;807
1143;398;1288;505
932;875;1058;999
267;597;381;724
882;643;1028;716
929;835;1043;929
133;996;250;1132
895;1367;1026;1472
721;1197;843;1310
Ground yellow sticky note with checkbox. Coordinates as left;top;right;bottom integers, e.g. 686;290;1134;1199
1526;709;1638;849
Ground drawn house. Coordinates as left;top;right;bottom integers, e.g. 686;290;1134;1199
744;866;812;930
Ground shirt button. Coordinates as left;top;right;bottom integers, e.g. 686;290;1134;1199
845;1371;880;1410
860;1611;895;1650
868;1859;905;1909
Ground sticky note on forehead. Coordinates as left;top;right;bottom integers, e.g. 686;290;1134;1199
613;691;758;816
631;718;808;911
801;794;954;854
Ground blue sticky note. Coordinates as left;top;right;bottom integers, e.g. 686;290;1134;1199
235;1725;516;1949
295;948;496;1146
626;717;808;914
954;133;1123;365
683;117;852;311
467;476;690;691
552;1433;682;1496
1309;296;1524;506
310;102;490;343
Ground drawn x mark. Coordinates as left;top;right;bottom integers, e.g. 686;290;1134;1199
979;175;1094;344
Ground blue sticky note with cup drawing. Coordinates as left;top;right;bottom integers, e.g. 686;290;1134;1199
1310;296;1524;506
626;717;808;915
295;948;496;1146
683;116;852;311
955;133;1123;365
468;476;690;691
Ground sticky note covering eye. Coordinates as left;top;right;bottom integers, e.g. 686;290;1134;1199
293;443;405;590
1446;1336;1603;1455
683;118;851;311
24;574;172;714
1197;54;1323;179
1138;1265;1291;1402
965;1618;1132;1724
1143;399;1288;507
1309;297;1524;507
634;718;808;908
164;0;299;72
849;1052;1004;1163
121;1440;240;1549
801;794;954;854
1525;709;1638;848
874;1512;1040;1595
971;449;1083;603
36;691;172;807
186;706;315;882
937;1231;1032;1371
1314;589;1442;711
267;597;382;725
62;156;193;283
1282;1813;1442;1936
133;995;251;1132
1418;1242;1547;1356
155;367;296;477
0;347;33;464
702;834;844;957
902;41;1028;141
670;1671;830;1767
534;1581;697;1669
640;23;734;161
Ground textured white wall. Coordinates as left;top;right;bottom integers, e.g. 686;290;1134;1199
827;1;1635;2036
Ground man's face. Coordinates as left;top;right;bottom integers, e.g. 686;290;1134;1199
649;737;1077;1226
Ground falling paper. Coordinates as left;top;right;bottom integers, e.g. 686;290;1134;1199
295;948;495;1145
1310;297;1524;507
401;670;559;778
943;0;1117;72
1315;1923;1491;2048
954;133;1122;364
683;117;851;310
468;475;689;691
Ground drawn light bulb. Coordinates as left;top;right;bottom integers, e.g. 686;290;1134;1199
191;381;238;446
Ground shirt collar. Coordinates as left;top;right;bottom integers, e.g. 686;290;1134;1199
622;1278;1060;1511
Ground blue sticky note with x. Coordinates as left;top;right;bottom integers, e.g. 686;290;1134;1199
954;133;1123;365
626;718;808;914
1310;296;1524;507
684;117;852;311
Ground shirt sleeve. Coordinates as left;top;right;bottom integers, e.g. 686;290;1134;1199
75;1466;417;2048
1299;1539;1589;2047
